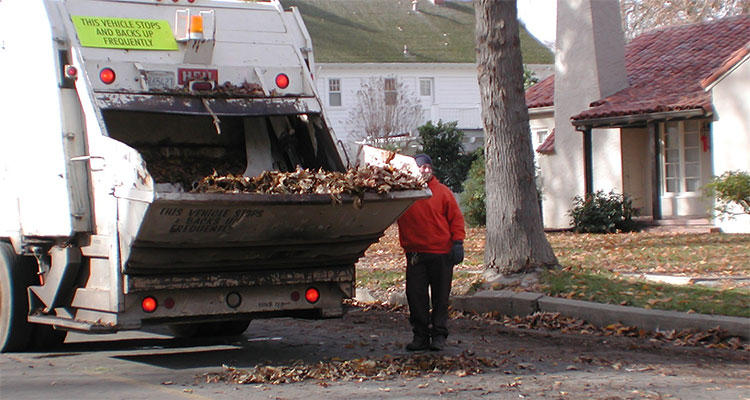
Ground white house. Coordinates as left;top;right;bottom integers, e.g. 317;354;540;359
315;63;487;156
282;0;553;159
525;0;749;233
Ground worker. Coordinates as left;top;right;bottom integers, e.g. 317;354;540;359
397;154;466;351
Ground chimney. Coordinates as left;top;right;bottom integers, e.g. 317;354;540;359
543;0;629;228
555;0;628;106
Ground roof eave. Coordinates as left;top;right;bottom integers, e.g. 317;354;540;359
571;108;710;129
529;105;554;115
702;51;750;91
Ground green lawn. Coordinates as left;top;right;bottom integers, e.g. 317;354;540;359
356;227;750;317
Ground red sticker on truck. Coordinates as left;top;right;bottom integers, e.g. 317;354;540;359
177;68;218;85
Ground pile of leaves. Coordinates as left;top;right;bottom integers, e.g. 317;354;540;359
470;311;748;351
202;351;497;385
140;148;247;190
191;165;425;195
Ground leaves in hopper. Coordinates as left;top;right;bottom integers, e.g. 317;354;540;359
191;165;425;197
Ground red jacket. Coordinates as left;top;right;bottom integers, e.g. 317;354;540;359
397;176;466;254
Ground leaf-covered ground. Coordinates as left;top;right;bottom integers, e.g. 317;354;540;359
356;226;750;316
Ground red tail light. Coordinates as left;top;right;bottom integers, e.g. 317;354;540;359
305;287;320;304
141;296;158;313
99;68;116;84
275;73;289;89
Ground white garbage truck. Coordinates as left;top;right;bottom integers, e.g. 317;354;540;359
0;0;427;351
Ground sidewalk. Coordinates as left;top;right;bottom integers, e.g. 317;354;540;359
450;290;750;339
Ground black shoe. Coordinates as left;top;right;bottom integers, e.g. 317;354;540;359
430;336;446;351
405;336;430;351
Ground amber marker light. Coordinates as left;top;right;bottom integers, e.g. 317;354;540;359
189;15;204;40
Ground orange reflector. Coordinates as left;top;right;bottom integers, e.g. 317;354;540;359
305;287;320;304
141;296;157;313
99;68;115;84
189;15;203;34
275;73;289;89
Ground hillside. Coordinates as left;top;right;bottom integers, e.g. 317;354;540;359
281;0;554;64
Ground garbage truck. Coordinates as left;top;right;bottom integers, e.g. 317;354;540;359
0;0;428;352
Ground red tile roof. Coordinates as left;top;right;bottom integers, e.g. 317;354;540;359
525;75;554;108
524;15;750;123
701;43;750;88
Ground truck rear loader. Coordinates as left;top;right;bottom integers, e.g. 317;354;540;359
0;0;427;351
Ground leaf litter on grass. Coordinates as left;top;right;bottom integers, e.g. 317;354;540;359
458;311;749;351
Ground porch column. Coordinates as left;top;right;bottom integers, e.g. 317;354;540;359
583;127;593;195
648;122;662;220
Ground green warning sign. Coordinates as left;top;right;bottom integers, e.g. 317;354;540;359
72;16;178;50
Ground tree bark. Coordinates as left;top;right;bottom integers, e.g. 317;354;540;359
475;0;558;274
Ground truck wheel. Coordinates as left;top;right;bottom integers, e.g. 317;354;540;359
0;242;34;352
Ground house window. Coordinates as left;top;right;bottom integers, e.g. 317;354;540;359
328;78;341;107
663;121;701;193
534;129;549;147
384;77;397;106
419;78;432;97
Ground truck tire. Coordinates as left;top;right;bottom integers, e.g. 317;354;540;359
168;319;251;338
0;242;34;352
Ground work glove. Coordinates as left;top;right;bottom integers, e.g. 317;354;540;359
449;241;464;265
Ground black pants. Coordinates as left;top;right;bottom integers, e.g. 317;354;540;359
405;252;453;340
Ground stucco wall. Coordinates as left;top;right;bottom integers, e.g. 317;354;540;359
592;128;624;194
527;111;556;225
709;57;750;233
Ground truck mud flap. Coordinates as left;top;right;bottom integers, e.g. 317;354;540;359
118;190;428;275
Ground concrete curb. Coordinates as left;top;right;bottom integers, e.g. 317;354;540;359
451;290;750;339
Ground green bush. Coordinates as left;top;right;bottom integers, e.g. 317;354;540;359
418;121;475;193
703;170;750;217
568;190;639;233
460;148;486;226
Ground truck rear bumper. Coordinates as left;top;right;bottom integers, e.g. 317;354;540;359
124;264;354;292
40;280;352;334
121;280;350;326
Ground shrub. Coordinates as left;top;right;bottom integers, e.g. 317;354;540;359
568;190;639;233
703;170;750;217
418;120;475;192
460;148;486;226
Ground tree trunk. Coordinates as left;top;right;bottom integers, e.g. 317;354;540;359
475;0;558;275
